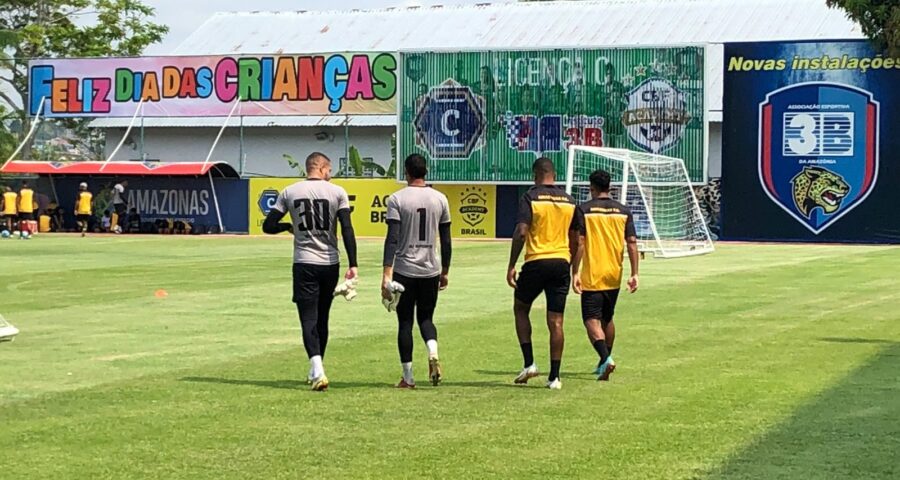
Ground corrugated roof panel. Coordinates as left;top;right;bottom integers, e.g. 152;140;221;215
167;0;862;116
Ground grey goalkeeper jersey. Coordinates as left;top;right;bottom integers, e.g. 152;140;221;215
274;179;350;265
386;185;451;278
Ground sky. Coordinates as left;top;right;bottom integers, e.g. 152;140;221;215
141;0;512;55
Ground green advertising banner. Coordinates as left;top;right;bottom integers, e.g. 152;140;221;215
398;47;705;183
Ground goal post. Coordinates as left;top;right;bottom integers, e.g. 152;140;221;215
565;146;714;258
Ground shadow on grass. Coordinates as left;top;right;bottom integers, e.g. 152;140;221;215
818;337;897;345
706;343;900;479
180;376;307;390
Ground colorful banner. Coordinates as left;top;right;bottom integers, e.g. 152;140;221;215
249;178;495;238
398;48;705;183
28;53;397;117
722;40;900;243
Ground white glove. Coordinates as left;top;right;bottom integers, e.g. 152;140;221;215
333;278;358;301
382;281;405;312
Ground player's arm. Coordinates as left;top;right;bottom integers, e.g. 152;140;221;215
381;195;402;300
625;213;640;293
570;208;586;294
262;191;293;234
336;198;358;280
507;194;532;288
438;197;452;290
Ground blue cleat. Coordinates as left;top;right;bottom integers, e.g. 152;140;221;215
596;356;616;381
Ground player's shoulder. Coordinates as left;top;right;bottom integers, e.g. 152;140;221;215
527;184;575;204
582;197;630;215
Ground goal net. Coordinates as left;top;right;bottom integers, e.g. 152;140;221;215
564;146;714;258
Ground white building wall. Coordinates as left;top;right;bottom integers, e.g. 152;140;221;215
103;126;394;178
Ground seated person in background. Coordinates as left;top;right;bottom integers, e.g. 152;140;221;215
172;220;194;235
126;208;141;233
154;218;173;234
49;205;65;232
101;210;112;232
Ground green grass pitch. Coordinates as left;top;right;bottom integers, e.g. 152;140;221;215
1;236;899;479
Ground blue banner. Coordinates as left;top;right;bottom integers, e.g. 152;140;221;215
53;177;248;233
722;40;900;243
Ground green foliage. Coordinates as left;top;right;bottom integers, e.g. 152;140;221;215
827;0;900;56
0;105;16;163
0;0;168;159
282;153;306;177
346;145;387;177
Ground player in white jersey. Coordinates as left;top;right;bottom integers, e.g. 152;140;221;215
263;152;359;391
382;154;452;388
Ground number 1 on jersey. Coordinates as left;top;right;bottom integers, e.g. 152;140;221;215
417;208;427;241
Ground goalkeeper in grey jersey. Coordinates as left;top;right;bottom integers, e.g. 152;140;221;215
382;154;452;388
262;152;358;391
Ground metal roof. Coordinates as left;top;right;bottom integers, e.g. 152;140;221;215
172;0;863;114
88;115;396;128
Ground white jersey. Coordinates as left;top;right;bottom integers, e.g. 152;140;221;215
274;179;351;265
386;186;451;278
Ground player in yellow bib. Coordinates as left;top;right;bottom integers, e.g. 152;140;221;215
18;181;35;221
1;186;18;232
75;182;94;236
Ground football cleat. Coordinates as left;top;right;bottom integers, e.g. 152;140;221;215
395;378;416;389
597;357;616;382
382;281;405;312
310;375;329;391
428;357;442;386
546;378;562;390
514;364;540;384
333;279;358;301
0;316;19;343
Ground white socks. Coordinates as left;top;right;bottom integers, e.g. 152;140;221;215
401;362;414;384
426;340;439;359
310;355;324;379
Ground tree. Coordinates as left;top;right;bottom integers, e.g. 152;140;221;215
0;0;168;163
827;0;900;56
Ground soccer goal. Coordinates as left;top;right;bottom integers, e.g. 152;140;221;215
565;146;714;258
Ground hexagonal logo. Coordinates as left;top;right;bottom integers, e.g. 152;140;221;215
414;79;485;159
258;189;280;215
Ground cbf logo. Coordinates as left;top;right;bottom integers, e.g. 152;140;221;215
759;82;879;234
258;189;279;215
622;78;691;153
459;187;488;235
414;79;485;159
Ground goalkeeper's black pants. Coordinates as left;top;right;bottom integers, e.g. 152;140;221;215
394;273;440;364
293;263;340;359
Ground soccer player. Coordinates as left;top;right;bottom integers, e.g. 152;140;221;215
507;157;580;390
75;182;93;237
1;186;17;232
18;181;36;230
262;152;358;391
382;154;452;388
571;169;639;381
111;180;128;233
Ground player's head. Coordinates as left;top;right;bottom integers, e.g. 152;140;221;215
589;169;612;196
305;152;332;180
79;182;88;191
21;181;29;189
404;154;428;182
3;185;10;192
532;157;555;184
119;180;128;188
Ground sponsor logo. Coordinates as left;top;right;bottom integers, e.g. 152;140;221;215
414;79;486;159
459;187;489;234
499;114;605;153
257;189;279;215
622;78;691;153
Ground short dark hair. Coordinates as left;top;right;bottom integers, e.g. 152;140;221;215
404;154;427;179
589;169;612;192
21;181;28;188
306;152;330;172
532;157;554;177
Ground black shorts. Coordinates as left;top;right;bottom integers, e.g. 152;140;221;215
393;273;440;314
114;204;127;215
292;263;340;304
515;259;571;314
76;214;91;223
581;289;620;323
18;212;34;221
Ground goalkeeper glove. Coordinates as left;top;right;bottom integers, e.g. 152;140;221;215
333;278;358;301
382;281;405;312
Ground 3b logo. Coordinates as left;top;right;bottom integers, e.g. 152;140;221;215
759;82;879;234
783;112;854;157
